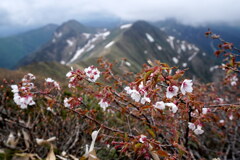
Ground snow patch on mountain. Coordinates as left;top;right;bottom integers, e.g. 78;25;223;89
157;45;162;51
177;48;181;54
105;41;115;49
66;39;74;46
86;45;95;52
172;57;179;64
120;24;132;29
145;33;154;42
52;38;56;43
167;36;175;49
188;52;198;61
210;65;219;72
61;61;66;65
181;42;186;52
102;31;110;39
54;32;62;38
192;45;200;51
69;48;84;63
68;30;112;64
187;44;192;50
83;33;91;39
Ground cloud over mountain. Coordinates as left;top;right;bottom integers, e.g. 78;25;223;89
0;0;239;28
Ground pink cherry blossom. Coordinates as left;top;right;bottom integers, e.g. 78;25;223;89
84;66;100;82
165;102;178;113
130;90;141;102
98;99;109;111
64;98;71;108
153;101;165;110
140;94;151;104
139;135;147;143
219;120;224;123
11;85;19;93
180;79;193;95
45;78;60;90
230;75;238;86
124;86;132;94
194;125;204;135
13;94;35;109
188;122;196;130
45;78;54;83
166;86;179;98
124;86;150;103
66;71;72;78
202;108;210;114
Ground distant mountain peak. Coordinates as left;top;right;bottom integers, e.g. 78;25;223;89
55;19;93;37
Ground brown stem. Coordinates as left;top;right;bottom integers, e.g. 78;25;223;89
184;103;192;150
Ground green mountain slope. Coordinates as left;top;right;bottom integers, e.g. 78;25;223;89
0;24;58;69
0;62;70;84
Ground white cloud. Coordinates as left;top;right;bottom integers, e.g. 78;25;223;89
0;0;239;27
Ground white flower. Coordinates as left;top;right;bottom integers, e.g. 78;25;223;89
13;92;35;109
68;77;75;88
47;107;54;112
125;86;150;104
139;82;144;90
45;78;60;90
194;125;204;135
219;120;224;123
19;96;35;109
124;86;132;94
202;108;210;114
45;78;54;83
230;75;238;86
130;90;141;102
53;81;60;90
188;122;196;130
11;85;19;93
66;71;72;78
64;98;71;108
166;86;179;98
84;66;100;82
98;99;109;111
191;109;199;117
165;103;178;113
13;93;21;105
229;114;233;120
26;96;35;106
27;73;36;80
180;79;193;95
153;101;165;110
139;135;147;143
215;98;224;104
140;94;151;104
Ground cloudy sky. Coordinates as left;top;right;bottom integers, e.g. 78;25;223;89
0;0;239;34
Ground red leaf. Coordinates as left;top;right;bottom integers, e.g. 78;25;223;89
214;50;223;57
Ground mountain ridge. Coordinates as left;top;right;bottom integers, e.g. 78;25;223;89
15;19;226;82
